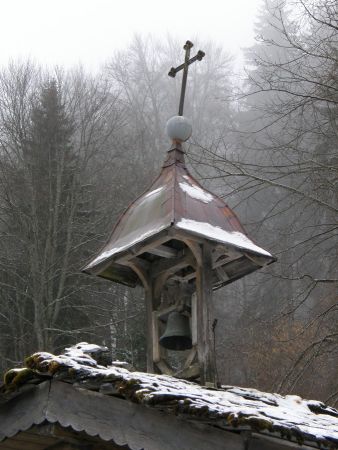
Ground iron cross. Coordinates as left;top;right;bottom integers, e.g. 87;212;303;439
168;40;205;116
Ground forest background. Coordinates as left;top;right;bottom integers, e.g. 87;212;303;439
0;0;336;405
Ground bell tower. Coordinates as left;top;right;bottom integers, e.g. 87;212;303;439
82;41;275;386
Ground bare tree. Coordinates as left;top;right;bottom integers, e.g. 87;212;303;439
194;0;337;403
0;62;144;370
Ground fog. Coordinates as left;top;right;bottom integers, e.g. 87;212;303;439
1;0;261;69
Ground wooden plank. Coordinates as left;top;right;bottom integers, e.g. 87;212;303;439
147;245;178;258
44;424;122;450
0;379;319;450
195;243;216;386
9;431;56;444
43;443;76;450
249;433;316;450
45;381;244;450
0;382;50;443
0;439;48;450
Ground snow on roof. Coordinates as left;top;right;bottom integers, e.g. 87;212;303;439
179;181;214;203
2;343;338;449
86;223;168;268
176;218;272;257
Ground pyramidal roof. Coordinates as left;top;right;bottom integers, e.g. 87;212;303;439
82;143;275;288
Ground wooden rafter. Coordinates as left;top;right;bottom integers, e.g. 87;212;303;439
147;245;178;258
151;251;195;279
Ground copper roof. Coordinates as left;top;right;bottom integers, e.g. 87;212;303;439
82;144;275;287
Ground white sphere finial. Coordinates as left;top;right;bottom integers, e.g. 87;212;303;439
166;116;192;142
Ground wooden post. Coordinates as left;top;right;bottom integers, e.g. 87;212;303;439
195;242;216;386
145;283;155;373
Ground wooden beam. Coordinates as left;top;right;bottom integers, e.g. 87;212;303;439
125;257;150;290
145;281;155;373
173;229;244;262
151;252;194;279
191;293;197;346
147;245;178;258
43;441;91;450
175;363;200;380
244;252;267;267
155;359;174;376
116;233;171;263
215;266;229;282
195;243;216;386
153;272;172;300
180;237;203;267
183;346;197;370
171;254;241;283
171;271;196;282
213;254;239;269
152;311;161;363
155;304;180;320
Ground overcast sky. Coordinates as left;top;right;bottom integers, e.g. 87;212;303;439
0;0;262;70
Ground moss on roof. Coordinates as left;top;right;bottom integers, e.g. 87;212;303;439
2;343;338;449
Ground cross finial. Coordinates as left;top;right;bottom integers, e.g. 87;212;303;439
169;40;205;116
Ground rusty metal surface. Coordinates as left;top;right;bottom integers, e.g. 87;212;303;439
83;144;275;286
167;40;205;116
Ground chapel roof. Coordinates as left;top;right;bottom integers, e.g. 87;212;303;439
1;343;338;450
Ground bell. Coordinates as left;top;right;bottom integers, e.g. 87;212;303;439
159;311;192;351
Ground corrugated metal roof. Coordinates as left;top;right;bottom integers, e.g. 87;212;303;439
82;144;275;287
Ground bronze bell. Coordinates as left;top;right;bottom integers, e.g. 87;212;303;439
159;311;192;351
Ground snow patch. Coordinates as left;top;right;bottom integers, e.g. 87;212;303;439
176;218;272;257
86;224;168;268
144;186;164;199
65;342;108;355
179;182;213;203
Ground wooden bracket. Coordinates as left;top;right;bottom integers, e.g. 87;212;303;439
183;346;197;369
244;252;267;267
125;258;150;290
181;238;202;267
156;359;174;376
